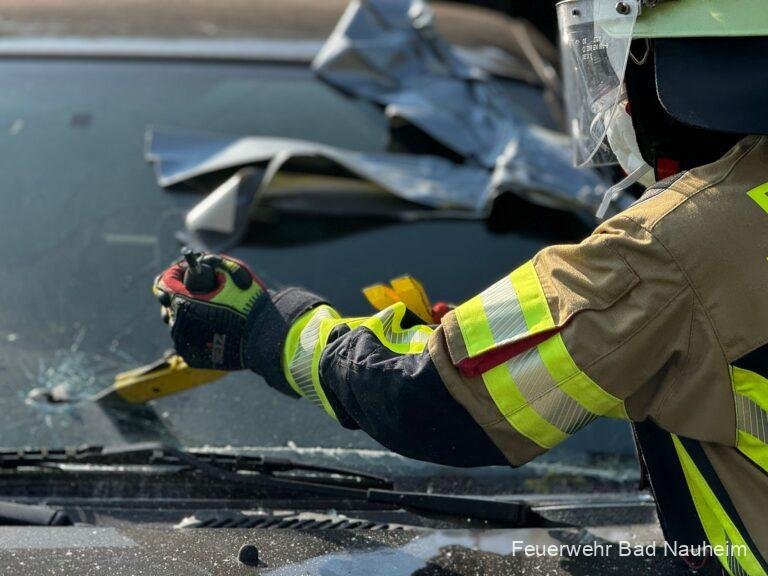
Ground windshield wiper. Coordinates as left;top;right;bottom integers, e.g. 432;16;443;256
367;489;566;528
0;442;391;496
0;443;567;528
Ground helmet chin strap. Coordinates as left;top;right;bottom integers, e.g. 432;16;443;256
596;163;652;219
596;98;655;219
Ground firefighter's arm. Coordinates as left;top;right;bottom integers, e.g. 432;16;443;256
249;209;729;468
265;215;721;468
152;253;507;466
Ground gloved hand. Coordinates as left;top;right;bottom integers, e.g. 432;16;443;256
153;254;267;371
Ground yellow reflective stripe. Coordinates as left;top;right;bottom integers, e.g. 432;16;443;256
539;335;628;419
732;366;768;473
284;305;344;417
672;436;766;576
482;343;601;448
360;303;432;354
511;260;555;334
509;346;598;433
509;266;625;421
479;338;627;445
733;366;768;414
483;364;568;449
604;402;630;420
454;294;495;357
464;261;627;443
537;334;577;380
313;314;350;418
481;275;527;344
283;308;316;397
736;431;768;478
735;392;768;444
454;260;557;359
747;181;768;215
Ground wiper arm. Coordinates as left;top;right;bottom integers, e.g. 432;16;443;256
0;442;391;495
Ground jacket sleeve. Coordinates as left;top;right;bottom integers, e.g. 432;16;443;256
245;289;508;466
244;211;727;468
243;210;730;468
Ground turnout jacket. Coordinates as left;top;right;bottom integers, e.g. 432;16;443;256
248;136;768;575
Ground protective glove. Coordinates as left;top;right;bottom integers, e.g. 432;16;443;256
153;254;266;371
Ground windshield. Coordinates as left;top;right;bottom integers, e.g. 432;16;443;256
0;9;638;494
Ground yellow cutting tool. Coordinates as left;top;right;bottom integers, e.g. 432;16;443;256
28;352;227;407
363;275;434;323
101;353;227;404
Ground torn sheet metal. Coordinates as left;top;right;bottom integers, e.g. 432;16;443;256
151;117;613;195
147;126;620;243
147;128;491;211
490;126;614;214
311;0;629;211
146;124;619;248
147;127;492;249
312;0;544;168
146;0;630;239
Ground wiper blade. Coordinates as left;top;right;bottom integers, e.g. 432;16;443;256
0;442;391;494
367;489;568;528
0;500;71;526
0;445;566;528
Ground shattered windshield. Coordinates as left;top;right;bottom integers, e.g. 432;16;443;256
0;3;638;492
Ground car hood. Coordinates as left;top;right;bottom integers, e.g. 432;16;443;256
0;524;687;575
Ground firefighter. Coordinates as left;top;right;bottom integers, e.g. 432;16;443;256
154;1;768;573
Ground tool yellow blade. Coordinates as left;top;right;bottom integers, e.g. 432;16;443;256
362;283;401;312
389;275;433;323
363;276;435;324
105;354;227;404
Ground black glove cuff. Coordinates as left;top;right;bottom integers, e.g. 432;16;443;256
243;287;328;398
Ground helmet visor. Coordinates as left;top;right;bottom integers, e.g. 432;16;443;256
557;0;640;167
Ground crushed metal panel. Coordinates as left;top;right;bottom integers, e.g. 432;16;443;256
147;127;493;211
313;0;498;166
147;0;629;231
146;123;615;246
311;0;622;211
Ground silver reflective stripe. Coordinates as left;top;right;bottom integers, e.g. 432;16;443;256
375;307;430;348
505;346;597;435
480;275;528;345
726;537;750;576
289;307;337;407
728;551;750;576
735;393;768;443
